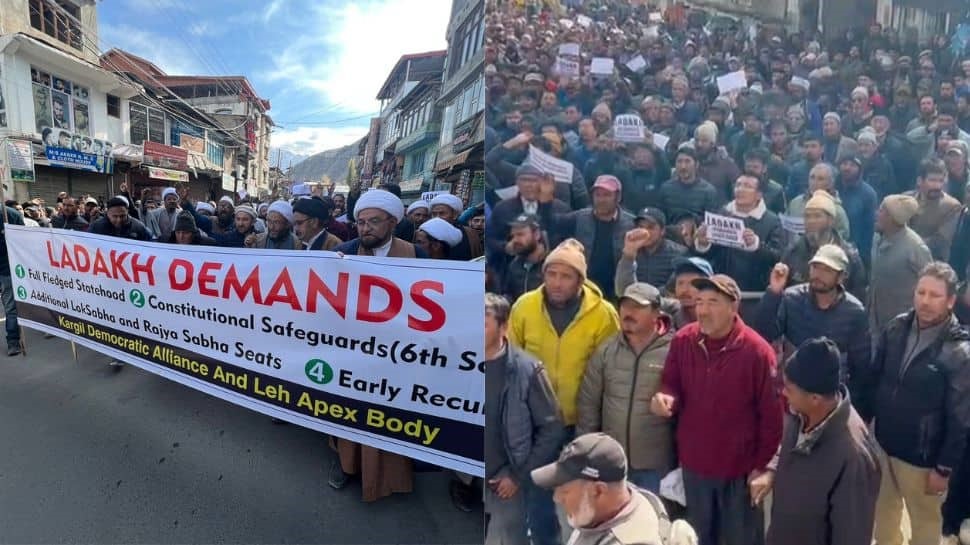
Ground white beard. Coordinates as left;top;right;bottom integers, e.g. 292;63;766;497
566;490;597;529
959;518;970;545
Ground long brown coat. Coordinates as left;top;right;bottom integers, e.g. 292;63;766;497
330;236;416;501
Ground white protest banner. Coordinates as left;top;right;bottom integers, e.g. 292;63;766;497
590;57;615;76
528;145;574;185
559;43;580;57
576;14;592;28
5;226;485;476
613;114;645;143
421;190;448;202
649;12;663;23
556;56;581;78
780;213;805;235
626;54;648;73
494;186;519;200
653;132;670;150
716;70;747;95
704;211;746;248
559;18;574;29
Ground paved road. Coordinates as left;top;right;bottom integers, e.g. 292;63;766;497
0;327;483;544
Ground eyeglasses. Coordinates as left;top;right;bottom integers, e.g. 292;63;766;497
356;216;390;230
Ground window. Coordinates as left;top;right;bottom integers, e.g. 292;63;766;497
450;12;483;77
440;104;455;147
28;0;83;51
206;135;224;167
30;66;89;136
129;101;165;145
107;95;120;118
409;149;426;178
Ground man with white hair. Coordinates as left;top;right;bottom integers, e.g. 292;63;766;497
694;121;740;202
145;187;181;241
415;217;464;260
531;433;696;545
430;193;483;259
329;189;425;502
245;201;301;250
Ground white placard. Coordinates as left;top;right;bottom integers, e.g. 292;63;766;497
649;12;663;23
704;211;746;248
421;190;449;202
494;186;519;200
590;57;615;75
528;145;575;185
613;114;645;143
5;226;485;476
716;70;747;95
780;213;805;234
556;57;581;78
559;18;574;29
559;43;580;57
653;132;670;150
626;54;648;73
576;14;593;28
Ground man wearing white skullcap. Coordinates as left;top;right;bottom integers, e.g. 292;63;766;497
329;188;425;501
245;201;301;250
429;193;482;259
415;217;464;259
145;186;182;241
333;189;426;258
406;200;431;230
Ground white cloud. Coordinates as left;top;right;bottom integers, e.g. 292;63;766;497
260;0;451;117
123;0;183;11
271;125;370;156
263;0;284;22
100;24;205;75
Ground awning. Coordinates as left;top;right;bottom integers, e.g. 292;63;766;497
111;144;144;163
435;149;473;172
148;166;188;183
187;151;223;176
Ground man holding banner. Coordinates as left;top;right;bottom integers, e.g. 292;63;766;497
0;202;25;356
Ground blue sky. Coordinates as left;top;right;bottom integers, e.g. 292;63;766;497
97;0;452;156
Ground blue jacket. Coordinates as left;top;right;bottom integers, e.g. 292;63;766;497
838;177;879;266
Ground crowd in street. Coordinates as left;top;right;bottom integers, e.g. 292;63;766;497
484;1;970;544
0;181;484;506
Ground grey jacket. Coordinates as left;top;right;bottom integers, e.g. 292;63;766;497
497;345;565;484
541;207;636;268
868;226;932;334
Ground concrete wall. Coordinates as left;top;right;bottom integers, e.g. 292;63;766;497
0;0;100;65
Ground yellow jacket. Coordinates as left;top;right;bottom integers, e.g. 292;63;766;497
509;281;620;425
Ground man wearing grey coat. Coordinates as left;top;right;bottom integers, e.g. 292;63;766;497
868;195;933;336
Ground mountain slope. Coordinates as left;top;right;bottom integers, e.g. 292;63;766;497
287;141;360;183
269;148;309;170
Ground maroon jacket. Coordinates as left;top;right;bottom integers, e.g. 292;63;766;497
659;316;783;479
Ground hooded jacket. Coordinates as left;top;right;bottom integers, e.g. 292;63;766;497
509;281;620;425
861;311;970;470
577;315;676;472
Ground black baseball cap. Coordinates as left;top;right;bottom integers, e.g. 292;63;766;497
509;213;541;229
635;207;666;227
531;433;627;489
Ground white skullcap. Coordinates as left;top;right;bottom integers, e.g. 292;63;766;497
419;218;463;248
219;196;234;206
267;200;294;224
790;76;810;91
429;193;464;213
407;200;430;214
196;202;215;214
354;189;405;221
234;204;257;219
161;187;178;200
258;203;269;213
851;86;869;99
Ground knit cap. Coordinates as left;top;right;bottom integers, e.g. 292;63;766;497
785;337;841;395
174;210;198;233
543;238;587;282
881;194;919;225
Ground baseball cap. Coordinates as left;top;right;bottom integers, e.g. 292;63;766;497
635;207;666;227
691;274;741;301
592;175;622;193
509;213;541;229
531;433;627;489
84;197;98;205
672;256;713;278
620;282;661;307
809;244;849;272
515;163;544;179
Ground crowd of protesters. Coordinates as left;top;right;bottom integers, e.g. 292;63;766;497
0;182;484;507
483;1;970;544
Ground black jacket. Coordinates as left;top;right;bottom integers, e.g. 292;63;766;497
51;214;89;231
88;216;152;241
501;254;545;304
862;312;970;470
0;207;26;275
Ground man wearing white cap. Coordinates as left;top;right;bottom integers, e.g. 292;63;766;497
415;217;464;260
329;189;423;502
245;201;301;250
145;186;181;241
406;200;431;233
430;192;483;259
332;189;427;259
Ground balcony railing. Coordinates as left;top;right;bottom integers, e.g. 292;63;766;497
397;122;441;152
